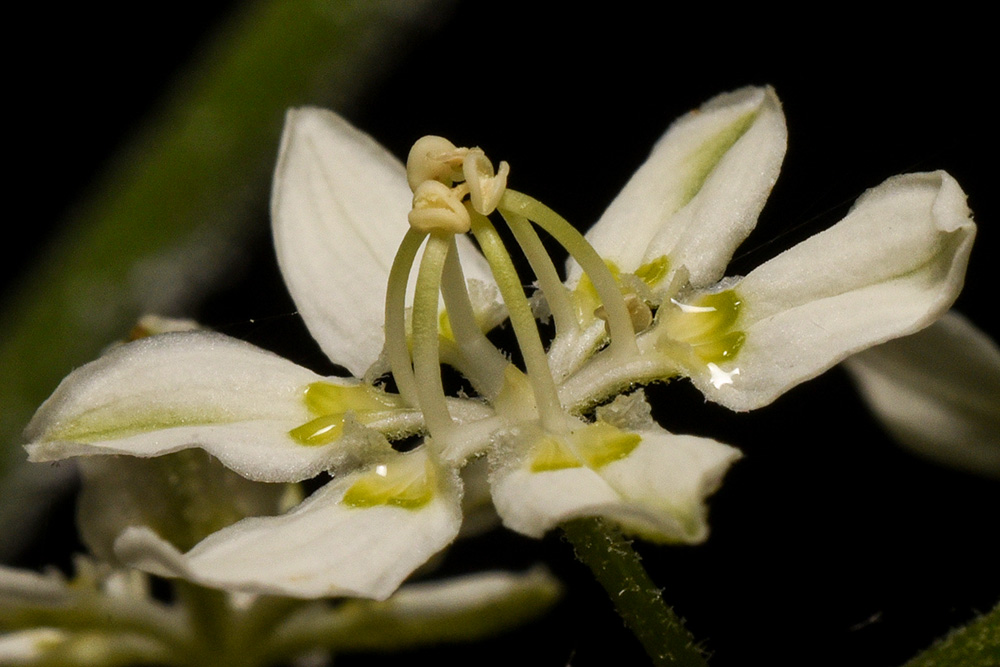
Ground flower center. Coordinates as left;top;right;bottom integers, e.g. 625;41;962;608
290;136;666;466
380;137;651;455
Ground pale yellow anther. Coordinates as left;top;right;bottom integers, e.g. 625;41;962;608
406;136;468;192
408;180;472;234
463;149;510;215
596;293;652;335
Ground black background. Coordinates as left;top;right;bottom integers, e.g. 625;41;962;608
8;3;998;666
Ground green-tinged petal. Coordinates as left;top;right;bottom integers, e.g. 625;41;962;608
377;567;559;624
24;332;379;483
77;452;294;560
114;449;463;600
328;567;561;649
257;568;560;658
573;86;786;290
679;171;975;411
490;423;740;543
844;312;1000;477
0;559;185;666
0;628;65;664
271;107;495;378
0;566;70;605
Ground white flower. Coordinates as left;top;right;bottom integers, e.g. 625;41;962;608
24;87;975;600
0;556;561;664
844;311;1000;477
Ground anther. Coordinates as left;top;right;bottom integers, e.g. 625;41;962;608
596;293;653;335
406;136;467;192
463;149;510;215
408;180;472;234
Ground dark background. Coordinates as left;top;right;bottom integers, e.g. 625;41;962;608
9;3;997;666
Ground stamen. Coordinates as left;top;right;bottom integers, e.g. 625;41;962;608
470;212;566;433
499;190;639;358
439;236;509;399
596;293;653;334
464;149;510;215
406;135;466;191
411;233;457;439
384;228;427;407
501;210;578;338
408;180;471;234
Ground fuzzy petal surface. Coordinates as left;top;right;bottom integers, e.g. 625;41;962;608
490;426;740;543
694;171;975;410
272;107;494;377
24;332;355;483
575;86;786;289
115;451;463;600
844;312;1000;477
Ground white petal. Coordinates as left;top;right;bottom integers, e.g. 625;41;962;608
695;171;975;410
490;427;740;543
384;567;559;619
574;86;786;289
272;108;494;377
0;565;70;605
0;629;66;663
24;332;355;482
115;451;463;600
76;454;291;562
844;312;1000;477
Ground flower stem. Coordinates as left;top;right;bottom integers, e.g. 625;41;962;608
562;518;709;667
901;600;1000;667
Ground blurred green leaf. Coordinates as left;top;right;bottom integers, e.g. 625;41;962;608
0;0;450;557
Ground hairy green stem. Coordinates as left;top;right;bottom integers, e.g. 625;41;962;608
562;518;708;667
902;600;1000;667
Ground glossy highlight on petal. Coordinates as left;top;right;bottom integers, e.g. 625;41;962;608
697;171;976;411
290;382;406;446
342;453;438;509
